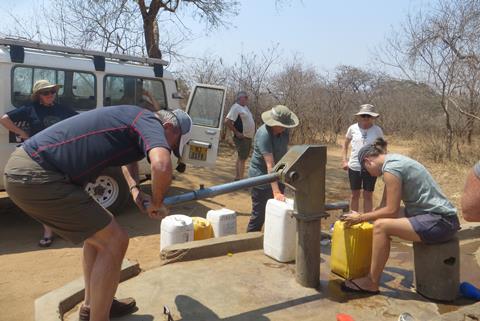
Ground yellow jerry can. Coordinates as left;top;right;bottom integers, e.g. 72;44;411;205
192;217;214;240
330;220;373;279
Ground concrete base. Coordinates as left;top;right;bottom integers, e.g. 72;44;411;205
64;249;446;321
34;259;140;321
160;232;263;265
45;237;480;321
428;302;480;320
414;237;460;302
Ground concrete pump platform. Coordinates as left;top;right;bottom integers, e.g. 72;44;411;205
55;231;480;321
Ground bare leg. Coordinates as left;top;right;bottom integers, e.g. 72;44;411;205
43;224;53;238
86;219;129;321
345;217;421;292
235;158;246;180
350;189;361;212
83;242;98;307
363;191;373;213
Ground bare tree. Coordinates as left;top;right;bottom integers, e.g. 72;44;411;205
135;0;240;59
228;45;282;124
1;0;240;61
269;59;321;144
378;1;480;160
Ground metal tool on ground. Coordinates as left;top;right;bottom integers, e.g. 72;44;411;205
163;305;174;321
398;312;415;321
163;145;349;288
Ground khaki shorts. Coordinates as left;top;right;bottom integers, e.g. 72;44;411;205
4;147;112;244
233;136;252;160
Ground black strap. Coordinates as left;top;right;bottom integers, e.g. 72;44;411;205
233;115;243;133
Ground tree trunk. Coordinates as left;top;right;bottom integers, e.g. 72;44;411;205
138;0;162;59
144;18;162;58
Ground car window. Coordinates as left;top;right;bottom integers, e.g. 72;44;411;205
188;86;224;128
12;66;96;111
104;75;167;111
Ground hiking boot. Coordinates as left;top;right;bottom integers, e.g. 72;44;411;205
79;297;136;320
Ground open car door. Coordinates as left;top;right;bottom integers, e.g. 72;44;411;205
182;84;226;167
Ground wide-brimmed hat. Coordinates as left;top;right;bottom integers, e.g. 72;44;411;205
261;105;299;128
31;80;62;99
172;109;193;158
355;104;379;118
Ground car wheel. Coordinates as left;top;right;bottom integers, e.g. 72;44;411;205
84;168;129;215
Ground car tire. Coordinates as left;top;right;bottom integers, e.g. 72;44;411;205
84;168;129;215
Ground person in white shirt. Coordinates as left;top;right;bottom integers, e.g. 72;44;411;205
342;104;384;212
224;91;255;180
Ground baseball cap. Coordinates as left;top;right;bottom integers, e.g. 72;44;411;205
172;109;192;158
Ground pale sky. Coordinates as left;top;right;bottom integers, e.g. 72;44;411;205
179;0;433;71
0;0;434;72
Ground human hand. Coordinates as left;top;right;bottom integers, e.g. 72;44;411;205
273;192;286;202
340;210;363;227
341;160;348;171
19;131;29;140
235;132;245;139
146;203;169;220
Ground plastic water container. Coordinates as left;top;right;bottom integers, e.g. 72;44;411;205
191;217;213;240
263;198;296;262
330;220;373;279
206;208;237;237
160;214;194;251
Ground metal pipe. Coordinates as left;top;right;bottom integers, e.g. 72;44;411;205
163;172;281;206
324;201;349;212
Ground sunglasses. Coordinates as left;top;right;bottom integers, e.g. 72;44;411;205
359;114;372;118
39;90;57;96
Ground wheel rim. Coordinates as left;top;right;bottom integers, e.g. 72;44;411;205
84;175;120;208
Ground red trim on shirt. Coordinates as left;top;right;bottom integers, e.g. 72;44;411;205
131;110;152;151
30;126;129;157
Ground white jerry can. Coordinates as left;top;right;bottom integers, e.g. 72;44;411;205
263;198;296;262
206;208;237;237
160;214;194;251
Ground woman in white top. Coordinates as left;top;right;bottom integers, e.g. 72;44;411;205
342;104;384;212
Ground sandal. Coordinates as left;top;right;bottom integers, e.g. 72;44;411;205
38;236;54;247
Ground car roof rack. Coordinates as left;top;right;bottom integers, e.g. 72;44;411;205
0;37;168;75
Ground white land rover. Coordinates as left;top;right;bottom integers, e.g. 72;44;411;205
0;38;226;213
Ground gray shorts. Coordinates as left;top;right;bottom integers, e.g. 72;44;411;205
4;147;112;244
233;136;252;160
408;213;460;244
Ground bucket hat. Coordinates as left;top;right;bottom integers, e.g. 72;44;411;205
355;104;379;118
172;109;193;158
31;79;62;99
261;105;299;128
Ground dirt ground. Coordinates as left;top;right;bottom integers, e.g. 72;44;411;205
0;141;472;321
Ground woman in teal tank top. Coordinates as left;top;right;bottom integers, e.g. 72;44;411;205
340;138;460;294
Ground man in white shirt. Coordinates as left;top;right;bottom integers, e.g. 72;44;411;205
224;91;255;180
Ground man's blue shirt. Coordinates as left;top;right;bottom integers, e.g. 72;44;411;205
23;105;170;185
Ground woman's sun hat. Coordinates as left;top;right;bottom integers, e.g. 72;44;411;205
31;80;62;100
261;105;299;128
